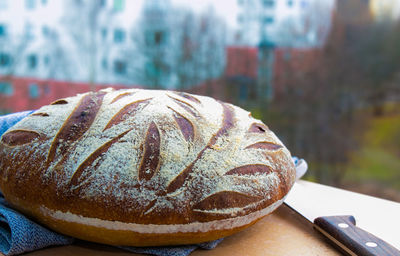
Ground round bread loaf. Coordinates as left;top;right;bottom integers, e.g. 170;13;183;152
0;88;295;246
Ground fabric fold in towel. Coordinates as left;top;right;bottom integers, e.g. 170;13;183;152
0;197;74;256
119;239;223;256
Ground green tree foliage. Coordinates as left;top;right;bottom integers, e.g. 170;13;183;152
255;15;400;186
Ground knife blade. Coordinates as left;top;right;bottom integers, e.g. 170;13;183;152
284;180;400;256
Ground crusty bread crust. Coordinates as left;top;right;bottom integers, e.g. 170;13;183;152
0;88;295;246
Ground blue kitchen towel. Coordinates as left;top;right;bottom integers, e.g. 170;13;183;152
119;239;223;256
0;198;74;256
0;111;34;136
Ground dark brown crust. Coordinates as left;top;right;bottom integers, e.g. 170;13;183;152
248;123;269;133
4;195;264;246
245;142;283;150
50;99;68;105
172;91;201;104
193;191;262;211
224;164;273;176
166;103;235;194
46;92;106;165
31;112;49;117
138;122;160;181
110;92;136;104
103;99;150;131
1;130;44;146
168;95;200;118
170;108;194;142
0;89;296;247
69;129;132;188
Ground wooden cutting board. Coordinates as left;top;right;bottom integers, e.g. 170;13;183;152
26;204;340;256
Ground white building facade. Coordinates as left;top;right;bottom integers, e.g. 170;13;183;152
0;0;334;87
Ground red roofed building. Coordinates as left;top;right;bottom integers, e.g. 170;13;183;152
273;47;322;98
225;46;258;79
187;46;259;104
223;46;259;104
0;46;323;113
0;76;137;113
187;79;226;101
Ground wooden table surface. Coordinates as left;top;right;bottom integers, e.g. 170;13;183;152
27;204;341;256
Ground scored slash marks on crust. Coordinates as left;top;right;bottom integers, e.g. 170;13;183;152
166;103;235;194
192;165;273;212
245;142;282;151
193;191;262;211
109;92;136;104
31;112;50;117
168;95;200;118
50;99;68;105
69;129;133;189
224;164;273;176
1;130;45;146
46;92;106;167
172;91;202;104
169;108;194;142
248;123;269;133
103;98;151;131
138;122;161;181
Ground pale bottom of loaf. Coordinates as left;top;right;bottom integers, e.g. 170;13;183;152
6;196;284;246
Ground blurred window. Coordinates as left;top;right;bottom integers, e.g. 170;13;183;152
42;25;49;36
25;23;35;40
239;84;248;101
237;0;244;5
102;58;107;69
262;0;275;8
25;0;36;10
28;83;39;98
43;55;49;66
146;63;160;77
0;0;7;9
0;82;13;95
27;54;37;69
287;0;294;7
145;31;152;45
237;14;244;23
114;29;125;43
263;16;274;24
0;24;6;37
154;31;164;45
100;0;106;7
41;0;46;5
114;60;126;74
300;0;308;8
43;84;50;94
145;30;166;46
113;0;124;12
0;53;11;67
284;51;291;61
101;28;107;40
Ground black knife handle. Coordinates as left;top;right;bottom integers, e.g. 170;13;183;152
314;215;400;256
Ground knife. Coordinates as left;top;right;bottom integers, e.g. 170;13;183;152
284;178;400;256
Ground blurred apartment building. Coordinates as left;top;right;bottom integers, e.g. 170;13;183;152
0;0;140;84
235;0;328;47
0;0;335;112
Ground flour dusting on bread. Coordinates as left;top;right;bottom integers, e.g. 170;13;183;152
0;88;296;246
